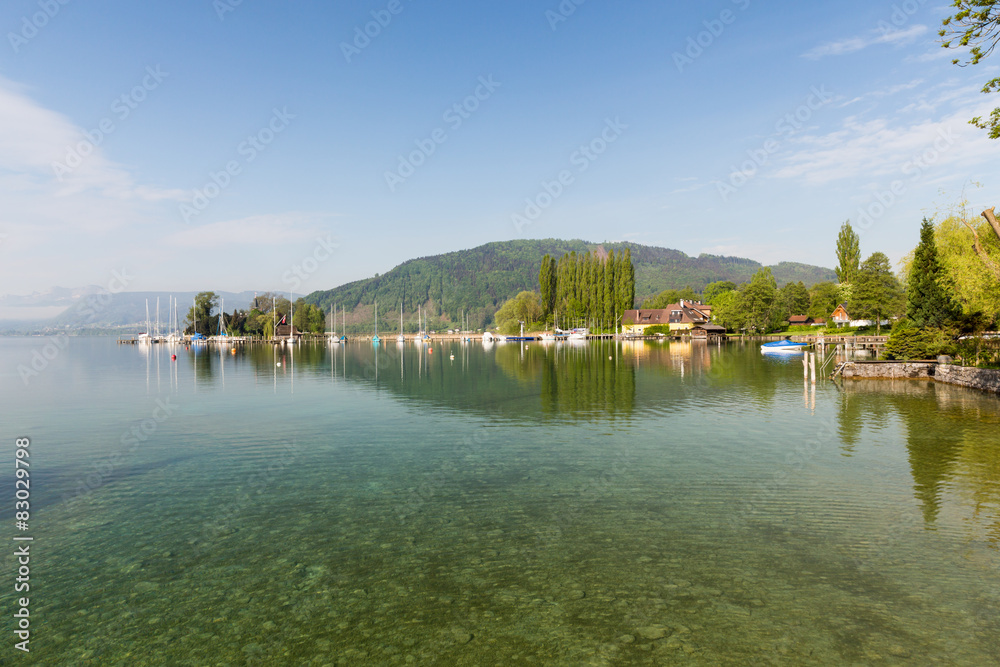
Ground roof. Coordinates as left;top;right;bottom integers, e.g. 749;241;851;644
788;315;812;324
623;300;712;326
692;323;726;332
275;324;302;336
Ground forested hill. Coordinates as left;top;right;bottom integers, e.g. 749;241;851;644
304;239;836;327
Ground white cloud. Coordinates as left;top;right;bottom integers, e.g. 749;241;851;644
0;77;183;204
165;213;335;248
770;82;997;186
802;24;928;59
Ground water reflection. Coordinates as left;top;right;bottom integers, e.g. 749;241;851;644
840;379;1000;539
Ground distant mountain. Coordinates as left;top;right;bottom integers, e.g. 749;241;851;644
0;290;260;333
304;239;836;327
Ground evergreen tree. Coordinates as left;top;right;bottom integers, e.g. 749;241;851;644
907;218;959;328
851;252;903;334
835;220;861;284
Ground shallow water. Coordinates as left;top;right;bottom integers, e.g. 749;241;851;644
1;337;998;664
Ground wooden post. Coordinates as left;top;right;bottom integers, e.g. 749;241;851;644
803;353;808;379
810;352;816;384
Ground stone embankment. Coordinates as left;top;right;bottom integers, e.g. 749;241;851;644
839;361;1000;395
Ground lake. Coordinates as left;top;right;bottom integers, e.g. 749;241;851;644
2;337;998;664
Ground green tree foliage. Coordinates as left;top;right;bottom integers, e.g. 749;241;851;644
835;220;861;284
778;281;811;319
537;247;635;330
703;281;736;304
494;291;543;334
710;289;742;331
539;254;557;320
907;218;960;328
293;300;326;334
740;267;781;333
932;213;1000;326
807;281;840;319
643;287;699;309
884;319;957;360
899;210;1000;335
850;252;904;334
185;291;219;336
941;1;1000;138
616;247;635;318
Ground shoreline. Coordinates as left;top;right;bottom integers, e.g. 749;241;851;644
839;361;1000;395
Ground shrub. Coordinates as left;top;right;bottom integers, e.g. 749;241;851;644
883;320;957;360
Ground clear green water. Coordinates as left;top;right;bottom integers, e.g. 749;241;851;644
2;337;999;665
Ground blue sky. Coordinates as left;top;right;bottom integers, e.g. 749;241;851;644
1;0;998;299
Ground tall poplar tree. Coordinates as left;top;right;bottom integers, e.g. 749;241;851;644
604;249;616;327
539;254;556;320
835;220;861;284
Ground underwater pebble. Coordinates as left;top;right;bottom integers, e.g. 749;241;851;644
636;625;667;640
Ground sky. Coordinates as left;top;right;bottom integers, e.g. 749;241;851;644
1;0;998;300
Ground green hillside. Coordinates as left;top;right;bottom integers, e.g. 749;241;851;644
304;239;836;329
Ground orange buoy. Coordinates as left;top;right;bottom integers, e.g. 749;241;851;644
428;348;433;354
171;354;176;361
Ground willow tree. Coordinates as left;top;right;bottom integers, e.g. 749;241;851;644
921;213;1000;324
967;207;1000;280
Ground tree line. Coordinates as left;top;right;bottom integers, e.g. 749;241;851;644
640;221;906;335
493;248;636;334
184;292;330;337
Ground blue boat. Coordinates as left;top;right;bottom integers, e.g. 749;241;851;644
761;339;808;353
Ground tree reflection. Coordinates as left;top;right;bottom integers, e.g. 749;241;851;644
840;379;1000;534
